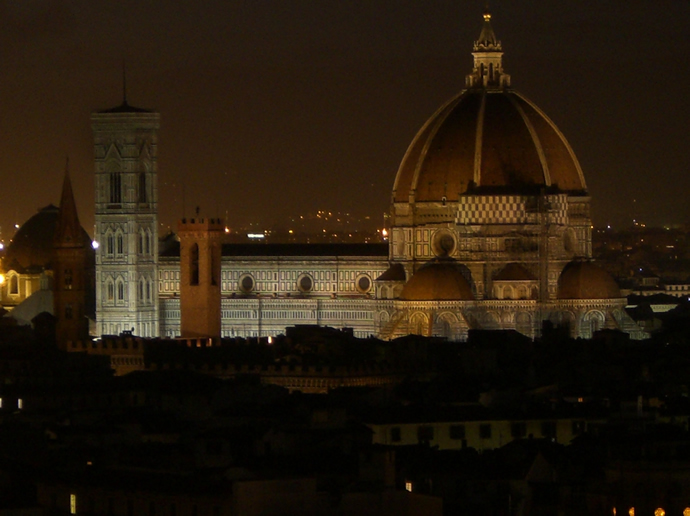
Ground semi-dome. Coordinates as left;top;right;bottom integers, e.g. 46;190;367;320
400;262;474;301
494;262;536;281
392;10;586;204
557;261;621;300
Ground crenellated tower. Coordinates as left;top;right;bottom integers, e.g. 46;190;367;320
178;216;223;339
92;99;160;337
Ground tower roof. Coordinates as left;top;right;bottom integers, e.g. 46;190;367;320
98;102;153;114
474;6;500;51
55;162;88;248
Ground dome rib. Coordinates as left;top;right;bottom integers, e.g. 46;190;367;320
393;90;588;202
507;93;551;187
473;91;486;185
395;93;466;204
513;92;587;191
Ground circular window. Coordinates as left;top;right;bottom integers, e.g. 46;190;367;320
239;274;255;293
432;230;456;257
356;274;372;293
298;274;313;293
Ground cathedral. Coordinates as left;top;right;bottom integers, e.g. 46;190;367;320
1;9;645;342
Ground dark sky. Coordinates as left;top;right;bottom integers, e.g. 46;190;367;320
0;0;689;239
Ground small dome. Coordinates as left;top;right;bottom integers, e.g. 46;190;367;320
557;261;621;299
494;262;536;281
400;262;474;301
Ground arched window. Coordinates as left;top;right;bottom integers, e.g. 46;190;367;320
190;243;199;285
109;173;122;204
518;286;528;299
145;230;151;255
146;280;151;301
138;279;144;301
138;231;144;254
117;281;125;301
116;233;124;255
138;173;147;203
65;304;73;320
9;275;18;295
106;232;114;256
106;281;114;301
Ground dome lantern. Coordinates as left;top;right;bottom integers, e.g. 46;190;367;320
466;7;511;90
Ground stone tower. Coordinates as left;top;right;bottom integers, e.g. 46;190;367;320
92;100;160;337
178;216;223;339
54;165;90;348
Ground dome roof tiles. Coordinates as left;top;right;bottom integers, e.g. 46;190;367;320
393;90;587;204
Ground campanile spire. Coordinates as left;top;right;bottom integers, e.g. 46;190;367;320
465;6;511;89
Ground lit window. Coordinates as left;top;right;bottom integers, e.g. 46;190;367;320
629;508;635;516
17;399;22;410
655;509;665;516
70;494;77;515
64;269;73;289
405;482;412;492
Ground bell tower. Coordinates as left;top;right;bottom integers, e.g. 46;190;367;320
54;164;90;348
92;97;160;337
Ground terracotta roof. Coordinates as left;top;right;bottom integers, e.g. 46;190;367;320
3;205;91;271
160;242;388;259
376;263;406;282
493;263;536;281
557;261;621;300
392;89;587;204
400;262;474;301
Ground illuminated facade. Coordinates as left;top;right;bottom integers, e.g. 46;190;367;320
375;9;643;340
93;10;644;341
92;103;160;338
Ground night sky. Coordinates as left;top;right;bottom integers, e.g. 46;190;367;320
0;0;689;239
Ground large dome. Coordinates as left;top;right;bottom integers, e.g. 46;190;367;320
3;205;91;271
393;90;587;204
392;11;586;204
